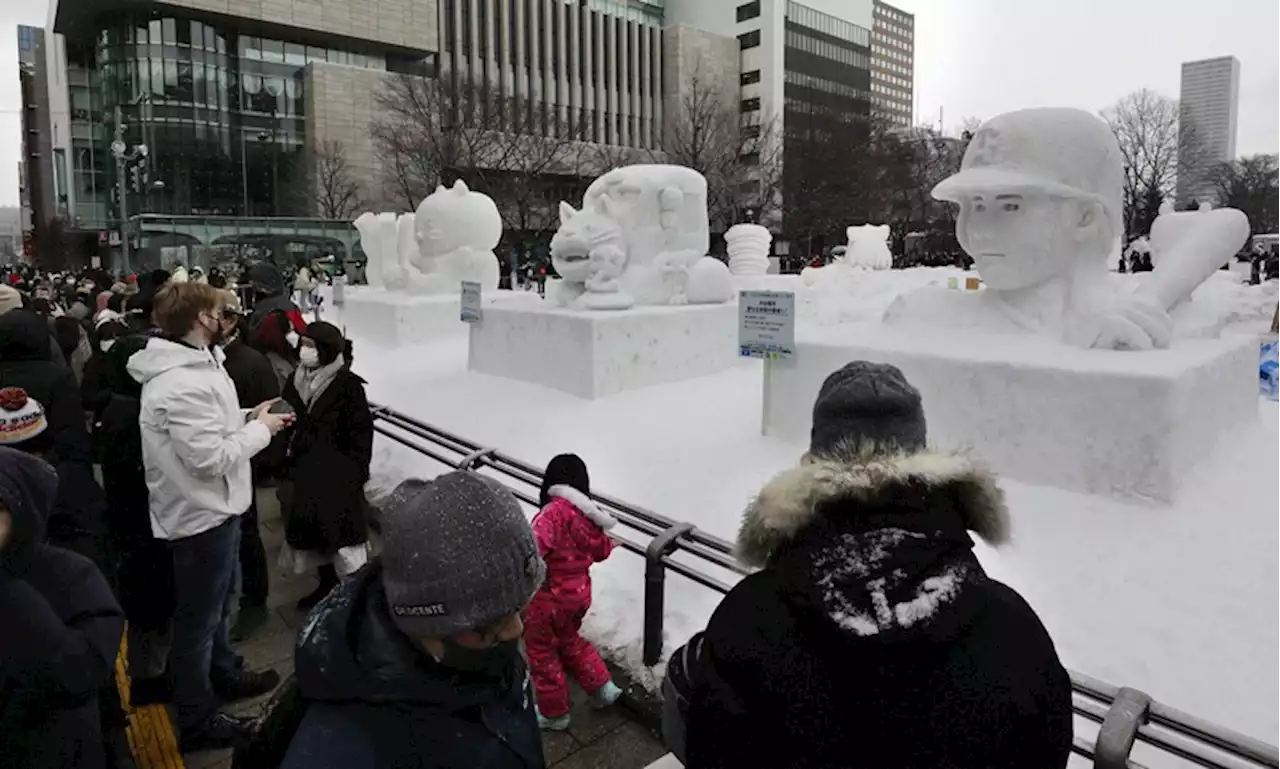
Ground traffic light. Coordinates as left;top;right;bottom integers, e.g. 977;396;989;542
130;163;143;193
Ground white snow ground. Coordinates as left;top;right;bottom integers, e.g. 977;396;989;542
334;271;1279;747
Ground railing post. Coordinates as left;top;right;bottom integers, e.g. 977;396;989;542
456;447;496;471
1095;687;1152;769
643;522;695;667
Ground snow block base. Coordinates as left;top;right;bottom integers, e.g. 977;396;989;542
468;303;739;399
335;289;536;347
762;327;1259;502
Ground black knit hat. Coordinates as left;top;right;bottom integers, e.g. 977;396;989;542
539;453;589;507
302;321;348;365
810;361;927;456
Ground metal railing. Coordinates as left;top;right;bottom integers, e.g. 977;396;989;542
369;404;1279;769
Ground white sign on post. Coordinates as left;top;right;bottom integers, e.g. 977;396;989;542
739;290;795;360
332;275;346;307
460;280;483;323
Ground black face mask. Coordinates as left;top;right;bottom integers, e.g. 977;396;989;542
201;315;225;348
437;637;521;677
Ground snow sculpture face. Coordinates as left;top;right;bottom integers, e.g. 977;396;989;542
934;108;1122;291
414;180;502;261
551;196;626;284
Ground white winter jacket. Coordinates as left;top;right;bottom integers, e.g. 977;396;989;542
128;337;272;540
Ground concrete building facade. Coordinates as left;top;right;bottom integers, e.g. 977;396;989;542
1177;55;1241;206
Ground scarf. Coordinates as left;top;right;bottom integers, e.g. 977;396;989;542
293;353;345;408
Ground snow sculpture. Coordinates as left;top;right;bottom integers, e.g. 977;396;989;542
550;164;733;308
886;107;1249;350
1148;198;1242;276
353;211;400;290
407;180;501;293
725;223;772;276
551;197;633;309
843;224;893;270
352;181;501;294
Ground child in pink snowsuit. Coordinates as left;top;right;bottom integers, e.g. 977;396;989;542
523;453;622;730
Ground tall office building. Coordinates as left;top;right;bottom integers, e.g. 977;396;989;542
1177;55;1240;206
870;1;913;126
17;25;55;243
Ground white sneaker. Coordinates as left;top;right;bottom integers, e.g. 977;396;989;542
591;680;623;709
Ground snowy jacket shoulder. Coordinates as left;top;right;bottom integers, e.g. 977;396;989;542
531;486;615;582
676;445;1072;769
128;337;271;540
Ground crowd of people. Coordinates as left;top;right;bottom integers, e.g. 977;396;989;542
1;257;1074;769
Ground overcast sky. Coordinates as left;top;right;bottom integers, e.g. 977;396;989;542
0;0;1277;208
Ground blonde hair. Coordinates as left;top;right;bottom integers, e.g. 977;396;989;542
153;282;223;337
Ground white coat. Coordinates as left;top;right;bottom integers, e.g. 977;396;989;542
128;337;272;540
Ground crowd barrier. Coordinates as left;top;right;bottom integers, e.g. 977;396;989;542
369;404;1279;769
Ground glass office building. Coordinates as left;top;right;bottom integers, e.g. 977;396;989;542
56;3;435;248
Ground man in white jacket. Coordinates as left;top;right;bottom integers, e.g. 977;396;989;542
128;282;294;751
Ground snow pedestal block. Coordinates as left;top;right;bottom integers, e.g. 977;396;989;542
468;303;740;399
336;289;536;347
762;326;1260;502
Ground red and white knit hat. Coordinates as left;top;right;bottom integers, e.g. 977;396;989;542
0;388;48;447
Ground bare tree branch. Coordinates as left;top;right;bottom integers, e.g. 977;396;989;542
305;139;363;219
1102;89;1203;236
1208;153;1279;233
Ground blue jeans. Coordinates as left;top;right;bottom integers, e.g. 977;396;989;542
170;518;239;731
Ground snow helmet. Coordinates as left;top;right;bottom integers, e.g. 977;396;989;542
933;108;1124;241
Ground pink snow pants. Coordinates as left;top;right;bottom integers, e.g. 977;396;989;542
523;586;611;717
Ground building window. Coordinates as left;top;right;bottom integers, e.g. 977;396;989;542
741;97;760;112
736;1;761;22
738;30;760;50
741;69;761;85
742;123;761;139
740;151;760;166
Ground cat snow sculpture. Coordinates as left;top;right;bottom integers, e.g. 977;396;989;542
406;180;502;294
550;164;733;308
550;196;632;310
844;224;893;270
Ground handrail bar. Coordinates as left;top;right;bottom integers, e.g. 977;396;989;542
367;404;1279;769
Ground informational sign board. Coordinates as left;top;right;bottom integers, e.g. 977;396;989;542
739;290;795;360
460;280;483;323
90;256;101;269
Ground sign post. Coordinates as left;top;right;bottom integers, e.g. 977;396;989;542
460;280;483;323
738;290;795;360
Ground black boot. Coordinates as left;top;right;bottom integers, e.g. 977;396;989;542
211;666;281;703
296;564;339;611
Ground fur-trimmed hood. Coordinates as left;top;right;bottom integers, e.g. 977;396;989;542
736;443;1008;569
548;484;616;531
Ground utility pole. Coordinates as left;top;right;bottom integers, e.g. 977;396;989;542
112;105;129;274
111;96;149;274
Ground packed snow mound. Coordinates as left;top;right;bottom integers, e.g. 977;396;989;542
797;265;971;326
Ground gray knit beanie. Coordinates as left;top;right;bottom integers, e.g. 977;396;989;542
810;361;927;456
380;472;546;639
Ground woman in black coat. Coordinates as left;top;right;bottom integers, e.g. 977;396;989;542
280;322;373;610
0;447;125;769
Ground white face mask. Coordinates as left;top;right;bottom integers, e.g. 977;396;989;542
299;347;320;367
286;331;300;348
100;339;115;352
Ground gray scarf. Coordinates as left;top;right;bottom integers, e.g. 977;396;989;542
293;353;346;408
